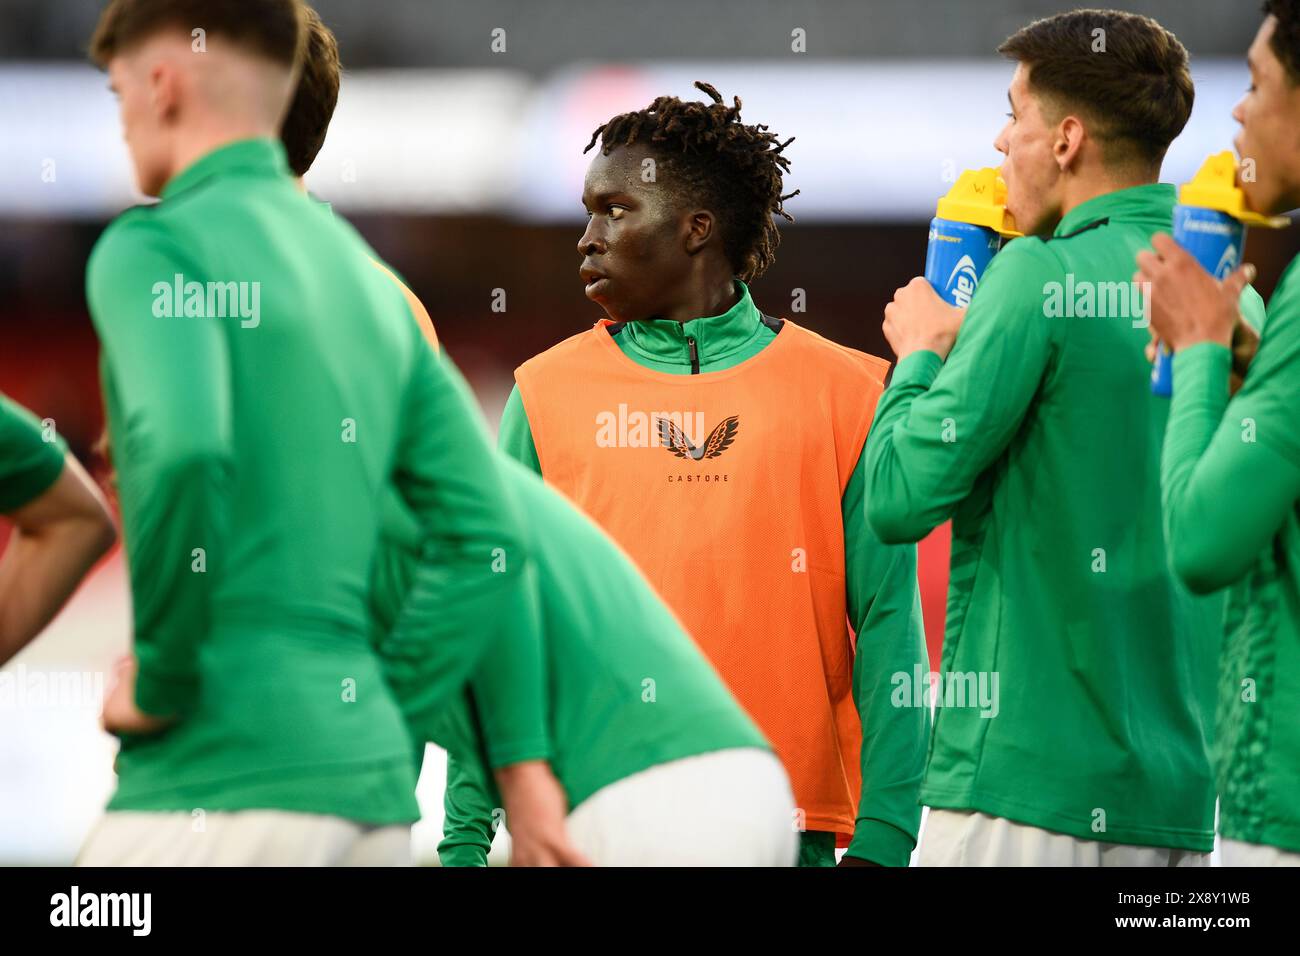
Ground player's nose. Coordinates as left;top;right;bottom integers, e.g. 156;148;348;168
994;125;1010;156
577;220;605;257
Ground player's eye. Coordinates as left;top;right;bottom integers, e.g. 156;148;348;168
608;206;626;220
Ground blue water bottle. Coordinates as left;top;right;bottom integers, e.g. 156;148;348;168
1152;152;1288;396
924;168;1022;308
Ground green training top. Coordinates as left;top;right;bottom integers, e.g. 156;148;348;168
86;138;530;824
495;281;929;866
1162;253;1300;853
0;394;65;513
864;183;1267;851
371;453;769;864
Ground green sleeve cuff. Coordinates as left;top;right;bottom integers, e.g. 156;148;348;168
0;398;67;513
1171;342;1232;403
0;450;63;513
890;350;944;390
486;737;554;770
437;842;490;867
133;665;200;719
846;818;916;867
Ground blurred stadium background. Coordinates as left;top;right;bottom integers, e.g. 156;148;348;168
1;0;1295;864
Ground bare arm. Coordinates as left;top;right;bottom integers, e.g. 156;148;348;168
493;760;591;867
0;453;116;665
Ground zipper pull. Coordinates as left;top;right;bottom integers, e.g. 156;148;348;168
687;336;699;374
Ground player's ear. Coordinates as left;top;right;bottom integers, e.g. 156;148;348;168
1055;115;1085;172
148;60;181;124
684;209;715;256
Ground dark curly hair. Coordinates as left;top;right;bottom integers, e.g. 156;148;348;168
1265;0;1300;84
584;81;799;282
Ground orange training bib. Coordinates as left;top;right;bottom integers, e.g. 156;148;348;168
516;319;889;834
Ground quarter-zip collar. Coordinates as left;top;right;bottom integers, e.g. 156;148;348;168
618;281;764;374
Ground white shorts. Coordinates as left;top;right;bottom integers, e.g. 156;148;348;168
1221;839;1300;866
919;809;1210;867
76;809;412;866
565;747;798;866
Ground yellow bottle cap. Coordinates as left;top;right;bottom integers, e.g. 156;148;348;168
935;167;1024;237
1179;151;1290;228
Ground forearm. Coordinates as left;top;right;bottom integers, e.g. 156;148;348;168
440;748;501;867
494;759;557;817
841;454;928;865
847;555;929;865
116;442;230;715
868;246;1060;546
0;456;116;666
0;518;112;665
863;350;949;543
1162;343;1299;593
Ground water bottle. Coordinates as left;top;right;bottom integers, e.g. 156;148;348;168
1153;151;1288;396
924;167;1022;308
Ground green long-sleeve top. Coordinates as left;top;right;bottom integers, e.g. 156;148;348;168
372;453;770;865
86;138;530;823
0;394;65;512
864;184;1268;850
484;281;929;866
1161;254;1300;853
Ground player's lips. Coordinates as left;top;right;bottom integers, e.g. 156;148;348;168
580;264;610;298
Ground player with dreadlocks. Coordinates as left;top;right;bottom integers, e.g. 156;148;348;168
494;82;930;866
